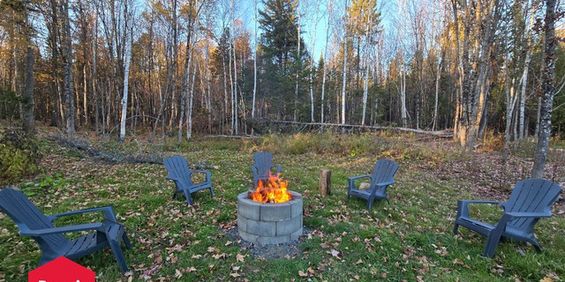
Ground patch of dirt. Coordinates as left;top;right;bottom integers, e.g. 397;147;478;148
222;226;312;260
434;150;565;216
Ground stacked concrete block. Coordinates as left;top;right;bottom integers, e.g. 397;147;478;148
237;191;303;245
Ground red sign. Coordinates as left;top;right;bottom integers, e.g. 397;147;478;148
28;256;95;282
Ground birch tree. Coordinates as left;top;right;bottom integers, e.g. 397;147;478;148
178;0;202;142
251;0;258;124
532;0;558;178
400;64;407;127
119;1;134;142
341;0;349;125
518;0;539;139
293;0;301;122
320;1;332;123
450;0;501;148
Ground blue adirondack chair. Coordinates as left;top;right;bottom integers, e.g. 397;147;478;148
347;159;399;210
252;152;282;186
164;155;214;205
453;178;561;257
0;187;131;273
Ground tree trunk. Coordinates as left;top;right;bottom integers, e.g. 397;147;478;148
432;53;442;131
186;57;197;140
294;1;301;122
535;95;542;136
400;68;408;128
451;0;499;148
341;0;348;125
61;0;75;134
222;52;229;134
233;29;239;135
119;24;132;142
361;13;372;126
22;45;35;134
518;1;537;139
532;0;557;178
178;12;195;143
93;6;99;134
252;0;258;126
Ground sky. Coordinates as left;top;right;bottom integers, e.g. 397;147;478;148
234;0;400;59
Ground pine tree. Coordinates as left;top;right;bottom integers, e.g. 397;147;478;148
258;0;308;120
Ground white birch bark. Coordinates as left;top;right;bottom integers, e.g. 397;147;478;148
222;53;229;133
400;67;407;128
340;0;348;125
518;1;537;139
294;0;301;122
505;76;518;146
177;39;193;142
233;29;239;135
308;3;319;123
432;54;442;131
186;57;197;140
362;59;369;125
532;0;557;177
119;18;133;141
228;31;234;134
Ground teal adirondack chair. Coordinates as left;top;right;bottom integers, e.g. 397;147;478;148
164;155;214;205
252;152;282;186
0;187;131;273
453;178;561;257
348;159;399;210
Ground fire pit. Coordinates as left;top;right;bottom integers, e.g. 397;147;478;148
237;174;303;245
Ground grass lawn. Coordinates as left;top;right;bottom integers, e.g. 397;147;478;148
0;132;564;281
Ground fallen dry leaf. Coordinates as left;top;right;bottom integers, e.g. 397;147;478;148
330;249;340;258
236;253;245;262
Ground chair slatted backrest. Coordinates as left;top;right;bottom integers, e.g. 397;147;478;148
370;159;399;192
253;152;274;184
504;179;561;233
164;156;193;189
0;187;68;253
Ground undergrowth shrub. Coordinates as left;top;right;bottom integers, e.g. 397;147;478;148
480;130;504;152
0;129;41;185
509;139;537;158
256;133;458;167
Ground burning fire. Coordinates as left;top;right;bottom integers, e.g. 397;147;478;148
249;173;292;204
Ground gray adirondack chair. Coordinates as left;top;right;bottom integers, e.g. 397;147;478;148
453;178;561;257
348;159;399;210
252;152;282;186
0;187;131;273
164;155;214;205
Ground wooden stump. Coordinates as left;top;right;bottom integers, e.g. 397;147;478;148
319;169;331;197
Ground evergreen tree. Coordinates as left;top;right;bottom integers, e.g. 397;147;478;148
258;0;309;119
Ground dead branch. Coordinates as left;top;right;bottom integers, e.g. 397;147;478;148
249;119;454;138
47;134;164;164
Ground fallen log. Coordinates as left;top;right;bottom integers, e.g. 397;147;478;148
203;135;259;139
249;119;453;138
47;134;164;164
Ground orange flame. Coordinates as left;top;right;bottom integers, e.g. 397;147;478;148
249;173;292;203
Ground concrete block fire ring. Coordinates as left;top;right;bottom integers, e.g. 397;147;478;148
237;191;303;245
